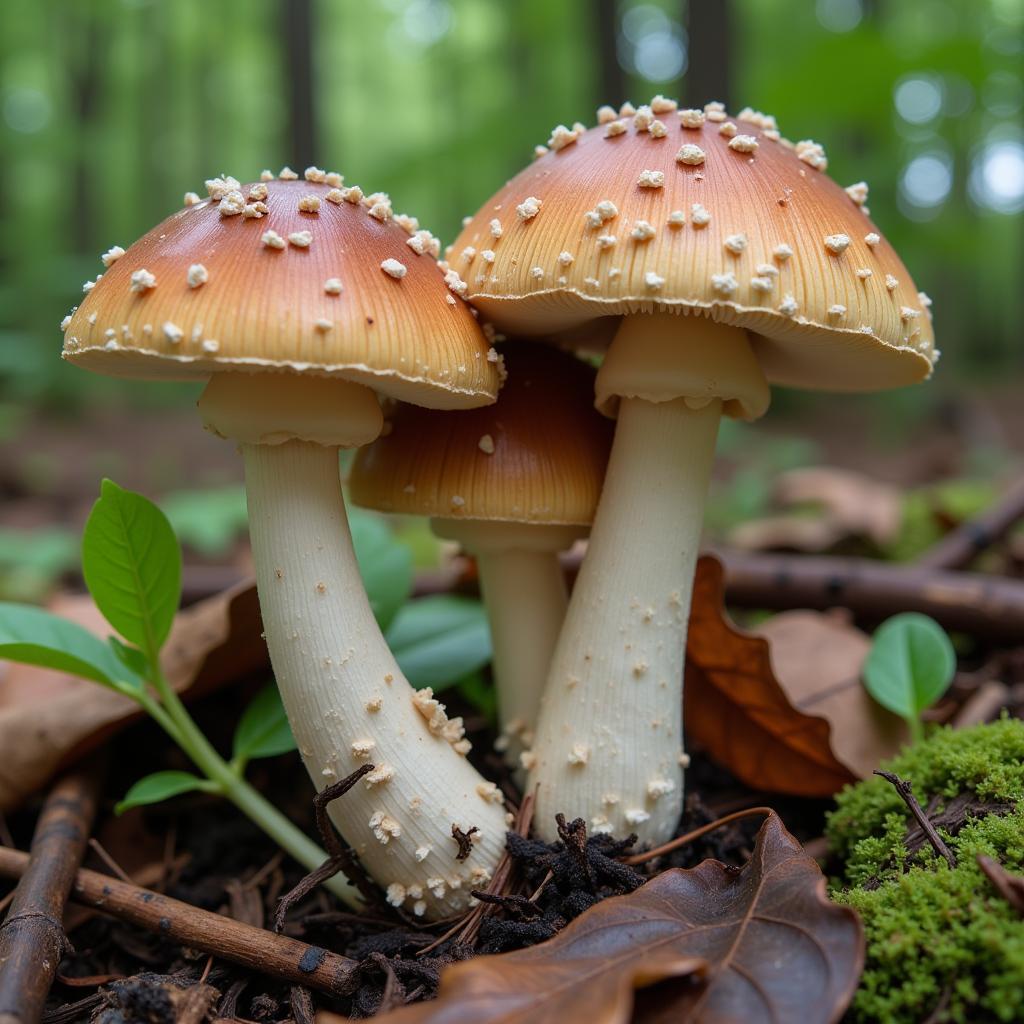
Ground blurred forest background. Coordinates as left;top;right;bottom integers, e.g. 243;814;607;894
0;0;1021;599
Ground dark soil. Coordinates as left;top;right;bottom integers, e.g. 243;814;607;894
0;682;821;1024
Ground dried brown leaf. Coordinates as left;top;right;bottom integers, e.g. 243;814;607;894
685;557;858;796
341;812;861;1024
730;466;902;553
0;581;265;811
755;610;907;780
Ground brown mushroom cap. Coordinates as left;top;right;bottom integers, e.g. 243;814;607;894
63;177;499;409
349;341;613;525
450;103;936;393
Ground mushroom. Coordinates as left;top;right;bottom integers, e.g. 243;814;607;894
449;101;937;843
350;341;613;767
62;172;509;917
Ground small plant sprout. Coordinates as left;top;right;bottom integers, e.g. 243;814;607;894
60;176;508;918
351;342;613;768
447;98;938;844
0;481;357;905
863;613;956;743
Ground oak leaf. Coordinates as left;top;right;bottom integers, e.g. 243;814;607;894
0;581;266;810
685;557;903;797
341;812;861;1024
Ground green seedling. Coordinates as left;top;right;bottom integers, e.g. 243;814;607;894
0;480;355;902
0;480;497;906
862;612;956;743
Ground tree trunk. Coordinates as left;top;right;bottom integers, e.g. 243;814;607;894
282;0;318;167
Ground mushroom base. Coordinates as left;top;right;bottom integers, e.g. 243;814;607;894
527;395;721;845
240;439;508;918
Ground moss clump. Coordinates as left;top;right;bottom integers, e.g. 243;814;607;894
826;718;1024;1023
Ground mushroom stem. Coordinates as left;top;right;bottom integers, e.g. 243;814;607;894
527;395;721;844
240;440;508;917
477;548;567;761
434;520;583;767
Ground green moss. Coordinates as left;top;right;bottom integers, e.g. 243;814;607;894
826;719;1024;1023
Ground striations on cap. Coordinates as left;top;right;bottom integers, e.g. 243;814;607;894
449;98;936;394
63;178;500;410
350;342;614;526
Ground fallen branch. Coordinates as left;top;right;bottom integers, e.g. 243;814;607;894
274;765;379;932
713;549;1024;641
0;848;357;997
0;764;102;1024
874;770;957;869
918;476;1024;571
977;855;1024;916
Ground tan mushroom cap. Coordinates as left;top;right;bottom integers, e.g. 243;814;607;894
350;341;613;525
63;177;499;409
451;102;936;393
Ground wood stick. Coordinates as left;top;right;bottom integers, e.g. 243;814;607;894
874;770;957;869
918;477;1024;571
0;848;357;997
0;766;101;1024
183;542;1024;644
714;549;1024;641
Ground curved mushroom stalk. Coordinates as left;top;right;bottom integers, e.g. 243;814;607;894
434;519;584;768
527;314;769;845
201;374;508;919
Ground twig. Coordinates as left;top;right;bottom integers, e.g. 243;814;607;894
622;806;773;865
714;549;1024;641
290;985;316;1024
977;855;1024;916
0;765;102;1024
0;847;357;996
87;838;133;884
874;770;957;869
274;765;380;932
918;476;1024;571
951;680;1010;729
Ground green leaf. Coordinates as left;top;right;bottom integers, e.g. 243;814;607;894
82;480;182;655
349;506;413;631
386;595;491;691
232;683;297;762
162;486;249;558
115;770;210;814
108;636;150;682
0;602;140;691
863;613;956;724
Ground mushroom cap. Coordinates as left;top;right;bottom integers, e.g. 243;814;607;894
450;103;936;393
349;341;613;526
63;178;499;409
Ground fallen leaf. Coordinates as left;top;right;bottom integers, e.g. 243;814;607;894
684;557;901;794
757;611;907;780
0;581;266;811
338;812;861;1024
776;467;903;546
729;466;902;553
728;514;848;555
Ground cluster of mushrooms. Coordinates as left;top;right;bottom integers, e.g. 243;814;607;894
61;97;936;920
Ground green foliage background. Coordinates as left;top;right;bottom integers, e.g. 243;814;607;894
1;0;1021;413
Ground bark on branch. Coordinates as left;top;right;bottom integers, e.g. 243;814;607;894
0;765;101;1024
0;847;357;997
713;549;1024;642
917;476;1024;571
